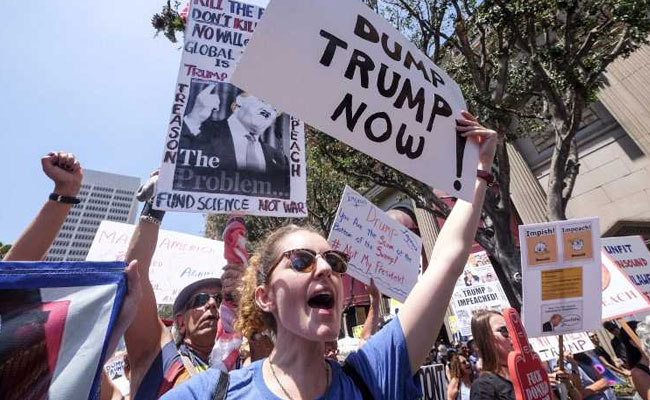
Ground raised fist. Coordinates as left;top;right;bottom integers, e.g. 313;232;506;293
41;151;83;197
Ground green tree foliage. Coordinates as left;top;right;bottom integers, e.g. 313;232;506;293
0;242;12;260
152;0;185;43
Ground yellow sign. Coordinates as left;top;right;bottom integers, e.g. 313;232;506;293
541;267;583;301
352;324;363;339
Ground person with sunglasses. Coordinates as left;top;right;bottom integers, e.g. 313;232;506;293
469;310;514;400
122;170;234;400
161;110;497;400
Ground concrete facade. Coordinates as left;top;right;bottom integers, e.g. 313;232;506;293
513;42;650;237
45;169;140;261
517;103;650;235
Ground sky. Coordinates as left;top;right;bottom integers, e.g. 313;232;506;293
0;0;267;244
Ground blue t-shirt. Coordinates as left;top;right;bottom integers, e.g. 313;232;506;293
160;316;422;399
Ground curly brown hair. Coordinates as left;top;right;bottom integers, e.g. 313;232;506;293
235;224;320;339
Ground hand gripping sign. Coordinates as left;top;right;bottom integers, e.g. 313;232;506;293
504;308;552;400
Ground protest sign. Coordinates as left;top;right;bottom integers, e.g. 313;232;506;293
519;217;602;337
416;364;448;400
231;0;479;202
86;221;226;305
327;186;422;302
104;352;129;397
0;261;126;400
529;332;594;362
504;308;552;400
449;250;510;336
602;236;650;300
155;0;307;217
601;250;650;320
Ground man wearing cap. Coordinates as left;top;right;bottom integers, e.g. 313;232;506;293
123;172;227;400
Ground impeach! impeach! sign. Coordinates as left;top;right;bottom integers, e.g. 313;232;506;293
327;186;422;302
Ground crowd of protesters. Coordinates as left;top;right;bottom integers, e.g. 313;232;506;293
4;113;650;400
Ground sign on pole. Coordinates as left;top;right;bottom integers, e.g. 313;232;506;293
327;186;422;302
529;333;594;362
519;217;602;337
231;0;479;201
601;250;650;320
449;250;510;337
602;236;650;300
86;221;226;305
155;0;307;217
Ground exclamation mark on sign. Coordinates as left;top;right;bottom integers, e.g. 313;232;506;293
454;133;467;191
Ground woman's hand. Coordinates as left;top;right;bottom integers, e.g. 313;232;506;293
456;110;497;171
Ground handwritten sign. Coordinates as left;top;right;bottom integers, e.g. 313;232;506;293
601;249;650;320
86;221;226;304
505;308;552;400
327;186;421;302
450;251;510;336
603;236;650;300
529;332;594;362
231;0;479;201
519;217;601;337
155;0;307;217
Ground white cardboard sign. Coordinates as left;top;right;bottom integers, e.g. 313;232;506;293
602;236;650;300
601;250;650;320
529;333;594;362
155;0;307;217
231;0;478;201
519;217;602;337
86;221;226;304
327;186;422;302
450;250;510;337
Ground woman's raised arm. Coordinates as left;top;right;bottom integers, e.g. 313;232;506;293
399;111;497;373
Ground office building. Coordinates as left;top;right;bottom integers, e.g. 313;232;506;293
45;169;140;261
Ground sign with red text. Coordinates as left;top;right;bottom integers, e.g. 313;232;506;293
519;218;602;337
529;332;594;362
603;236;650;300
450;251;510;336
86;221;226;304
155;0;307;217
231;0;479;201
327;186;422;302
601;250;650;320
504;308;552;400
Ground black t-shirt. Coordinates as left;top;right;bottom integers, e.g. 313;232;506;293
470;372;515;400
594;345;616;366
610;337;628;365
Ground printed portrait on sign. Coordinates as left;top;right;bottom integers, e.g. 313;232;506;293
540;301;583;335
174;80;291;199
0;289;70;400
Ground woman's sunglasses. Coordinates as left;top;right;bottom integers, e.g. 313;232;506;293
185;292;223;311
269;248;349;276
496;326;510;338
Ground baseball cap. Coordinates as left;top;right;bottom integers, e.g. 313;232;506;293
172;278;222;316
